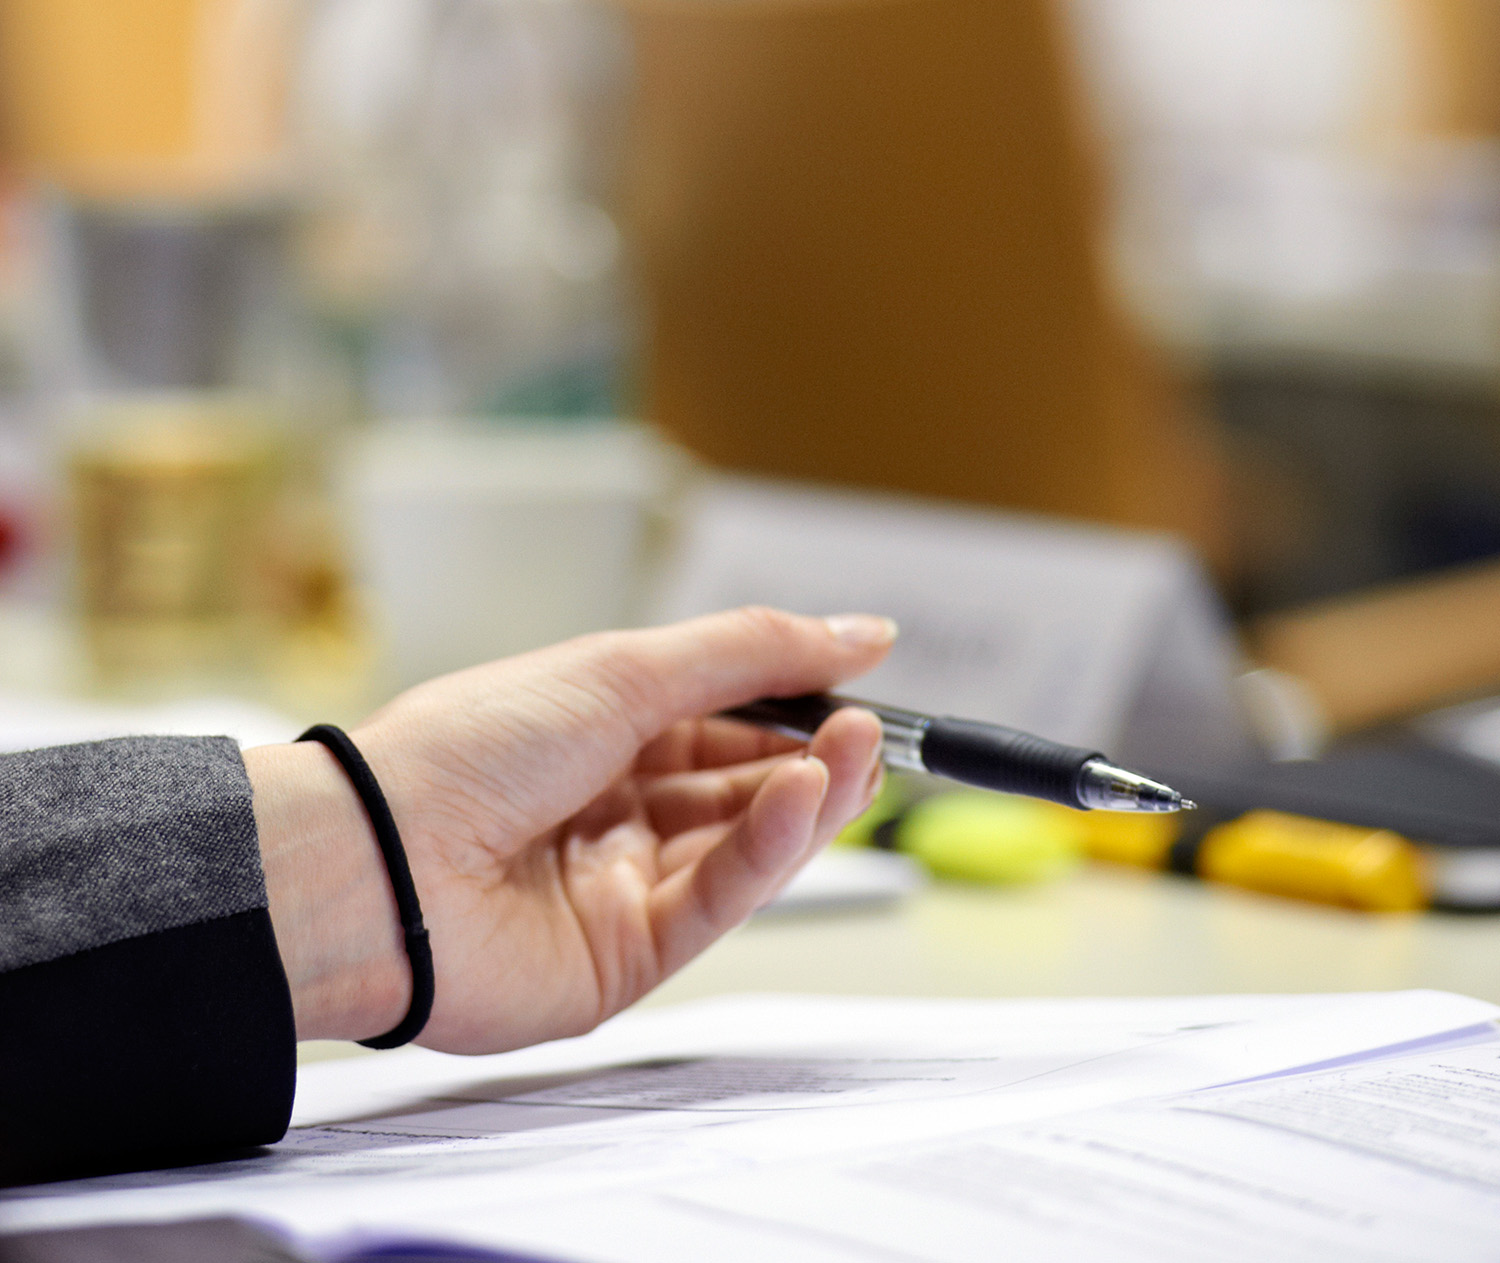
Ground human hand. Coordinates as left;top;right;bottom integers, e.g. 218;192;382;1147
246;608;895;1052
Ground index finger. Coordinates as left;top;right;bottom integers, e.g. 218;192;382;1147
585;607;898;744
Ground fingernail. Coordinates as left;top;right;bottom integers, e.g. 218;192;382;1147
824;614;899;648
803;754;831;798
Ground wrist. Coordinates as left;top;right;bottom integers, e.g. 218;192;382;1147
244;742;410;1042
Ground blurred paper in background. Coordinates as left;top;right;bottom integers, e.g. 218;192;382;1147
652;478;1256;770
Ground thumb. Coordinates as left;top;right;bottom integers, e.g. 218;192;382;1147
585;606;897;740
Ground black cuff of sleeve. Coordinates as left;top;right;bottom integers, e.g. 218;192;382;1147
0;908;296;1187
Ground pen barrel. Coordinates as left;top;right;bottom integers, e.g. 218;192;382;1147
921;719;1101;808
722;695;843;740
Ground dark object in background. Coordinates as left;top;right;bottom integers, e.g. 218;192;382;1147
58;200;299;394
0;1217;305;1263
0;1218;561;1262
1214;366;1500;617
67;203;289;390
1153;737;1500;911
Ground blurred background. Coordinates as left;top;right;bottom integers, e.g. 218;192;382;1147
0;0;1498;757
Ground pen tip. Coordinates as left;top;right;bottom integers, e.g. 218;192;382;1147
1178;799;1198;812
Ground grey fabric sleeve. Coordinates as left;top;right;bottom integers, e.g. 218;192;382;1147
0;736;266;972
0;736;297;1183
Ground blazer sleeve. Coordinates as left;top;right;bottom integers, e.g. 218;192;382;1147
0;736;296;1186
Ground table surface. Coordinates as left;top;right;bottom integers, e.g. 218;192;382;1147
644;865;1500;1008
299;863;1500;1064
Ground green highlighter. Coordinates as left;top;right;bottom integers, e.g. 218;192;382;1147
841;783;1086;886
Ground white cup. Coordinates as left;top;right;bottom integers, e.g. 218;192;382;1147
342;418;675;688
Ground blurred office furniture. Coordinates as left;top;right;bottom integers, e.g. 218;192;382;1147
0;0;293;200
1068;0;1500;613
618;0;1230;568
1250;556;1500;733
1404;0;1500;138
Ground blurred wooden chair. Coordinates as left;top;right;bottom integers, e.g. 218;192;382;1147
619;0;1230;567
0;0;290;197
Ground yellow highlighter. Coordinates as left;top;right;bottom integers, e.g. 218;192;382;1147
1078;805;1428;912
1194;811;1426;912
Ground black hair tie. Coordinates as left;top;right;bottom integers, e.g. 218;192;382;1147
296;724;434;1049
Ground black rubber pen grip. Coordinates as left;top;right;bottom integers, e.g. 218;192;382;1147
921;718;1102;807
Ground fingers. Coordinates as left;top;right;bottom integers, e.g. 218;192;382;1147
743;708;884;910
649;756;829;976
584;607;897;743
643;753;792;841
644;708;884;863
805;707;884;845
635;716;804;777
646;707;887;976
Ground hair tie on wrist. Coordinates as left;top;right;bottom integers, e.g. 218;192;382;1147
296;723;434;1050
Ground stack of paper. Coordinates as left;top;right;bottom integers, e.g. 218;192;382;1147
3;992;1498;1261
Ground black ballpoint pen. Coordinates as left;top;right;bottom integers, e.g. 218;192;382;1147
723;694;1196;813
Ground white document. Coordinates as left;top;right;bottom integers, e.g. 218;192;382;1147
655;1025;1500;1263
1;990;1493;1258
651;477;1254;768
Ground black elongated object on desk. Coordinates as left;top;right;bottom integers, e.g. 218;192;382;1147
1148;737;1500;911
